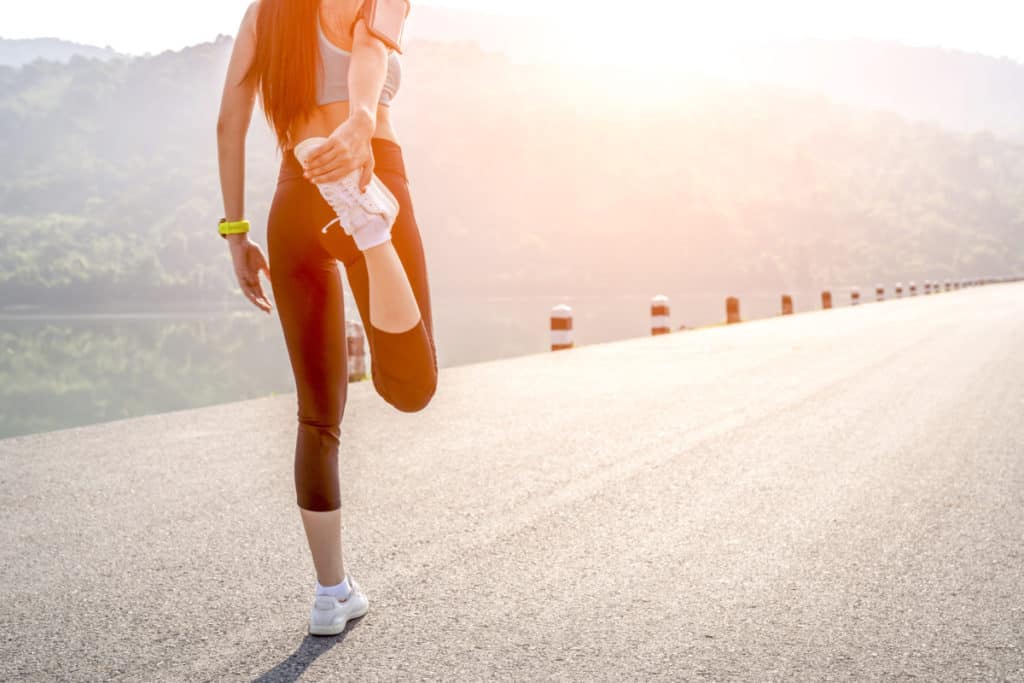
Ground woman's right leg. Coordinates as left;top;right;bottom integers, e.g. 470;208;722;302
340;138;438;413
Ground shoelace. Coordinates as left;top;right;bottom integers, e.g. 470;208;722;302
317;174;386;234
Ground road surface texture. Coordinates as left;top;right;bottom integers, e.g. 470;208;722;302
2;284;1022;682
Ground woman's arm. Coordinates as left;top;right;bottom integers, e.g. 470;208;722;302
302;2;390;187
216;2;260;226
345;9;390;142
216;2;273;315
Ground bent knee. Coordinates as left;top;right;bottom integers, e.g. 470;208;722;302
375;369;437;413
368;322;438;412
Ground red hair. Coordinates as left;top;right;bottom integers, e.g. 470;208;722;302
245;0;321;150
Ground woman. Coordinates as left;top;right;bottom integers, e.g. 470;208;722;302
216;0;438;636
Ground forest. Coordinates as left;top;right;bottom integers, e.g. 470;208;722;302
1;36;1022;311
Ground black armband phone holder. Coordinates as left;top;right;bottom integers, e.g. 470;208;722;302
359;0;411;53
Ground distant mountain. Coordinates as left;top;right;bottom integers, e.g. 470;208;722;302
11;7;1024;138
0;35;1021;312
0;37;123;67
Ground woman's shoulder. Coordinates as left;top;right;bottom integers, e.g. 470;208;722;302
321;0;367;15
241;1;261;31
319;0;371;39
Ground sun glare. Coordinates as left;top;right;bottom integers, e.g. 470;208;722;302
530;4;742;73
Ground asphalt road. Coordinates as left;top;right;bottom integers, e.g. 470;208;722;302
2;284;1022;682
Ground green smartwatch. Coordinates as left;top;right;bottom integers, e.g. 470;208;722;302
218;218;251;239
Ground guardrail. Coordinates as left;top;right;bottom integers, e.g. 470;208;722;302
547;275;1023;352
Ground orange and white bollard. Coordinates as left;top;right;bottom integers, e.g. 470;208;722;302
726;297;741;324
346;319;368;382
551;304;574;351
851;287;861;306
876;284;885;302
651;295;671;336
909;281;917;296
895;282;903;298
781;294;794;315
821;290;833;309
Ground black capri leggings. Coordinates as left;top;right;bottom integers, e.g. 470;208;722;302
268;137;438;512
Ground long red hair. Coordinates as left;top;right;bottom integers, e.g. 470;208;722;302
245;0;322;150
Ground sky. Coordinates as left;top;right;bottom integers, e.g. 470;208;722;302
2;0;1023;63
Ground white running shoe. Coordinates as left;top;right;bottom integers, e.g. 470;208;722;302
308;577;369;636
293;137;400;251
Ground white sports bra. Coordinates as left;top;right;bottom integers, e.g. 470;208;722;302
316;14;402;106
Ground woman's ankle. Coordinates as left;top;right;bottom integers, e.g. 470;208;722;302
352;222;392;252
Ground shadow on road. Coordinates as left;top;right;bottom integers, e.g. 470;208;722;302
251;619;364;683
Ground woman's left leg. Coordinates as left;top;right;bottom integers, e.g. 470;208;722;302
267;165;352;587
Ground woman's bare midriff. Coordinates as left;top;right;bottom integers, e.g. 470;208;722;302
287;101;399;154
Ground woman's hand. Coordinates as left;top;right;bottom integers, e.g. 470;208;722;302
227;234;272;313
301;112;376;190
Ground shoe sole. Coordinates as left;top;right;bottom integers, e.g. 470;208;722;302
307;603;369;637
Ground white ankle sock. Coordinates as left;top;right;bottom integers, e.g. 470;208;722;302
316;576;352;600
352;215;392;251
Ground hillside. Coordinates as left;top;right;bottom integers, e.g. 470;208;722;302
8;6;1024;137
0;37;122;67
0;35;1022;311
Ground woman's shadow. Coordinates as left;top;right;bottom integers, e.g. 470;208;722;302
252;619;364;683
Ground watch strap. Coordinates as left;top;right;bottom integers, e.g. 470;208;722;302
219;218;251;238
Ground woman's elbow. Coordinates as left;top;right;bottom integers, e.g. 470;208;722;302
216;116;238;140
216;109;250;141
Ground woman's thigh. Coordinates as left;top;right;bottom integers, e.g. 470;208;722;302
267;177;349;430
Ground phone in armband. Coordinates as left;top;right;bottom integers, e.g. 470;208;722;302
361;0;411;53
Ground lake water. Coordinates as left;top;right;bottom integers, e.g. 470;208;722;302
0;288;856;439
